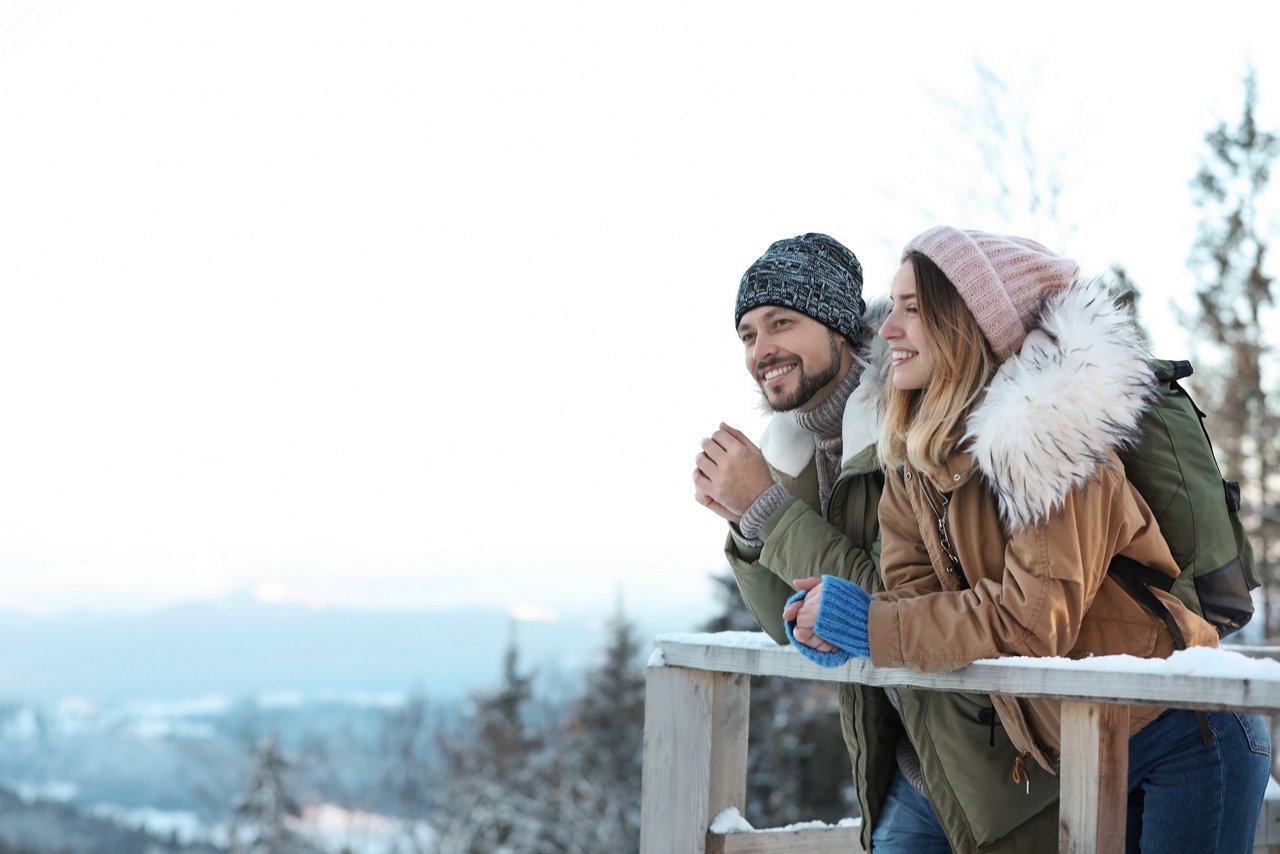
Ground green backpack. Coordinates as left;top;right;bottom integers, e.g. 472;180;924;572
1111;359;1259;640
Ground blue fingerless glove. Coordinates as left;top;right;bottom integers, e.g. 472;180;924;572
784;575;873;667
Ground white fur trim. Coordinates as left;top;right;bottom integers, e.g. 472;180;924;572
842;300;891;463
965;281;1155;530
759;413;813;478
758;298;891;472
841;388;880;463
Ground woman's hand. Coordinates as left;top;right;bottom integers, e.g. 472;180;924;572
784;577;838;653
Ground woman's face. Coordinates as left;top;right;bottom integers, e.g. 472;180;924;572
880;261;935;390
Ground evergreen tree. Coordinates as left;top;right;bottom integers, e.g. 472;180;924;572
1184;66;1280;638
377;694;435;851
227;735;314;854
474;637;539;776
430;609;652;853
703;571;767;632
433;626;548;854
558;599;647;852
570;599;645;786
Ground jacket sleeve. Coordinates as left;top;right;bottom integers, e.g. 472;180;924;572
725;533;794;645
868;461;1139;672
875;469;945;603
727;469;882;647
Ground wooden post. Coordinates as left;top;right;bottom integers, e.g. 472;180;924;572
639;664;749;854
1058;700;1129;854
709;670;750;817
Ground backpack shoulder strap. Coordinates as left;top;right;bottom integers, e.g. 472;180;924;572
1111;554;1215;745
1110;555;1185;648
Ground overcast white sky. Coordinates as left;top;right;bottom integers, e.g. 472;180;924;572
1;1;1277;622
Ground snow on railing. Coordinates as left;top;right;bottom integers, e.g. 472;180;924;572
639;632;1280;854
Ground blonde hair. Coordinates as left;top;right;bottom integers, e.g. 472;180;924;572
878;252;998;473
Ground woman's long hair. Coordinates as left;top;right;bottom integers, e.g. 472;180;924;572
878;251;998;473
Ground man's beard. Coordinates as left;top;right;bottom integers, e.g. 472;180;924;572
757;335;843;413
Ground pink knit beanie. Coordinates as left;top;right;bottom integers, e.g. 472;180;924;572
902;226;1080;359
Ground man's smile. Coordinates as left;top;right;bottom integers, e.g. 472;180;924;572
759;362;797;387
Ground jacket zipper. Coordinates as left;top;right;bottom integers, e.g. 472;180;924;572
918;472;961;574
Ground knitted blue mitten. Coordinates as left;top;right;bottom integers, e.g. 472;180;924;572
785;587;852;667
784;576;871;666
811;574;872;658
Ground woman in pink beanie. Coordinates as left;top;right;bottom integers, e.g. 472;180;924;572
785;227;1271;853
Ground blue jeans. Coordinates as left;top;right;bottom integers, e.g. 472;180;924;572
1126;709;1271;853
870;769;950;853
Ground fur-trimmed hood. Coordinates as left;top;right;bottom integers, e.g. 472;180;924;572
758;298;892;477
965;280;1156;530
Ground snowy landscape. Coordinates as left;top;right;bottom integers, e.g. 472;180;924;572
0;594;719;852
0;688;436;850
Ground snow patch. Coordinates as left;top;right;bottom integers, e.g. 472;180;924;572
710;807;861;835
647;647;666;667
508;603;559;623
294;804;435;854
710;807;754;833
657;631;781;650
14;780;78;803
127;717;217;740
976;645;1280;679
257;690;306;708
120;694;234;718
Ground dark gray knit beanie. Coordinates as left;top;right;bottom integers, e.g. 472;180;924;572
735;233;866;341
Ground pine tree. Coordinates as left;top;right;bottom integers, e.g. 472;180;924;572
378;694;435;852
703;571;768;632
570;600;645;785
558;599;647;852
473;632;540;778
433;626;548;854
1184;66;1280;638
227;735;314;854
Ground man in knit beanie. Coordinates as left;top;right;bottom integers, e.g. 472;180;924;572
691;234;954;850
695;232;868;522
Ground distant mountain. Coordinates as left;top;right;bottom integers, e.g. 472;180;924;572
0;593;709;704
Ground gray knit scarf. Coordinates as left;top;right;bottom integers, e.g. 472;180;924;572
794;364;861;517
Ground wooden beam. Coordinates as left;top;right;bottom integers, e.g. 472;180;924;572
655;634;1280;713
1058;701;1129;854
706;826;864;853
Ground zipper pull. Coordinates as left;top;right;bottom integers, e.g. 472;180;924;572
978;707;996;747
1012;752;1032;795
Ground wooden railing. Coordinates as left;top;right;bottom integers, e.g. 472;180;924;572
639;632;1280;854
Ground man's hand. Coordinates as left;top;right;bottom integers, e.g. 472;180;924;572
783;577;837;653
692;423;775;524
